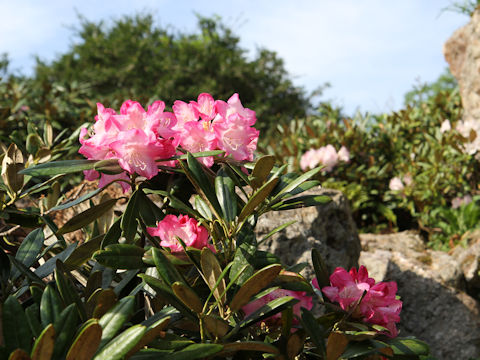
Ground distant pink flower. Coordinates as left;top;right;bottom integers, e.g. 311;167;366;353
389;177;404;191
242;289;313;325
338;146;350;163
403;174;413;187
318;145;339;172
452;194;473;209
147;214;210;253
316;266;402;337
440;119;451;133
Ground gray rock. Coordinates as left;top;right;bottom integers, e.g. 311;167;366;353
452;229;480;292
359;232;480;359
255;188;361;280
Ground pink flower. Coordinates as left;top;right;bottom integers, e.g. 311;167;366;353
214;113;259;161
318;145;339;172
389;177;404;191
316;266;402;337
452;194;473;209
147;214;210;253
300;149;321;171
242;288;313;325
172;100;198;129
191;93;216;121
179;121;217;167
338;146;350;163
440;119;451;133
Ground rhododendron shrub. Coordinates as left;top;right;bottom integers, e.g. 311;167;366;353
314;265;402;337
6;92;432;360
300;144;349;172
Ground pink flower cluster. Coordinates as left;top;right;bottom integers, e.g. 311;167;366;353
314;266;402;337
147;214;210;253
300;145;349;172
242;289;313;325
451;194;473;209
79;93;259;191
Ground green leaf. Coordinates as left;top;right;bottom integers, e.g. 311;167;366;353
200;248;226;305
34;243;77;279
11;228;44;279
49;187;104;212
215;168;237;222
271;194;331;211
144;189;202;219
30;323;55;360
238;296;299;329
238;176;279;223
194;195;212;220
388;338;430;356
257;220;296;245
250;155;276;189
137;191;164;227
55;260;87;320
121;190;140;242
0;247;10;284
57;199;117;235
312;249;330;290
230;219;257;285
101;217;122;249
66;320;102;360
301;308;326;355
2;295;32;353
52;304;79;360
152;248;185;286
171;282;203;314
163;344;223;360
93;244;146;270
93;325;147;360
139;274;195;320
230;264;282;311
40;285;63;328
98;296;135;350
64;234;103;270
25;305;42;338
271;167;322;203
20;159;97;176
185;153;222;217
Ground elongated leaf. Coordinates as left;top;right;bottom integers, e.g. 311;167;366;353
258;221;296;245
91;289;117;319
93;244;145;270
49;187;104;212
301;308;326;355
171;282;203;313
25;305;42;338
271;194;331;211
388;338;430;356
139;274;195;320
144;189;202;219
98;296;135;349
229;219;257;285
57;199;117;235
11;228;44;279
66;320;102;360
312;249;330;290
230;264;282;311
52;304;78;360
126;317;171;358
7;349;31;360
163;344;223;360
218;341;279;356
250;155;275;189
64;235;103;270
238;296;298;329
121;190;140;242
55;260;87;320
31;324;55;360
0;247;10;283
40;285;63;328
200;248;226;305
172;150;224;160
194;195;212;220
215;168;237;222
185;153;222;216
327;332;349;360
20;159;97;176
3;295;32;353
101;217;121;249
271;167;322;203
93;325;147;360
34;243;77;279
152;248;185;286
238;177;279;223
137;191;164;227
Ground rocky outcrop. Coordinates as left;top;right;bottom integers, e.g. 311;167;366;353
444;10;480;121
255;188;361;280
359;231;480;359
452;229;480;297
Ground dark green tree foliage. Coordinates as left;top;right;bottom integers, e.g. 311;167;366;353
33;15;309;133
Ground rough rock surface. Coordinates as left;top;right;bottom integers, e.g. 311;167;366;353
452;229;480;295
255;188;361;280
359;231;480;359
444;9;480;121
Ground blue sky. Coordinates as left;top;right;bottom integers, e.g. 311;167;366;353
0;0;469;115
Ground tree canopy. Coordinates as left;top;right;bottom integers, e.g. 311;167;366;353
33;14;310;133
